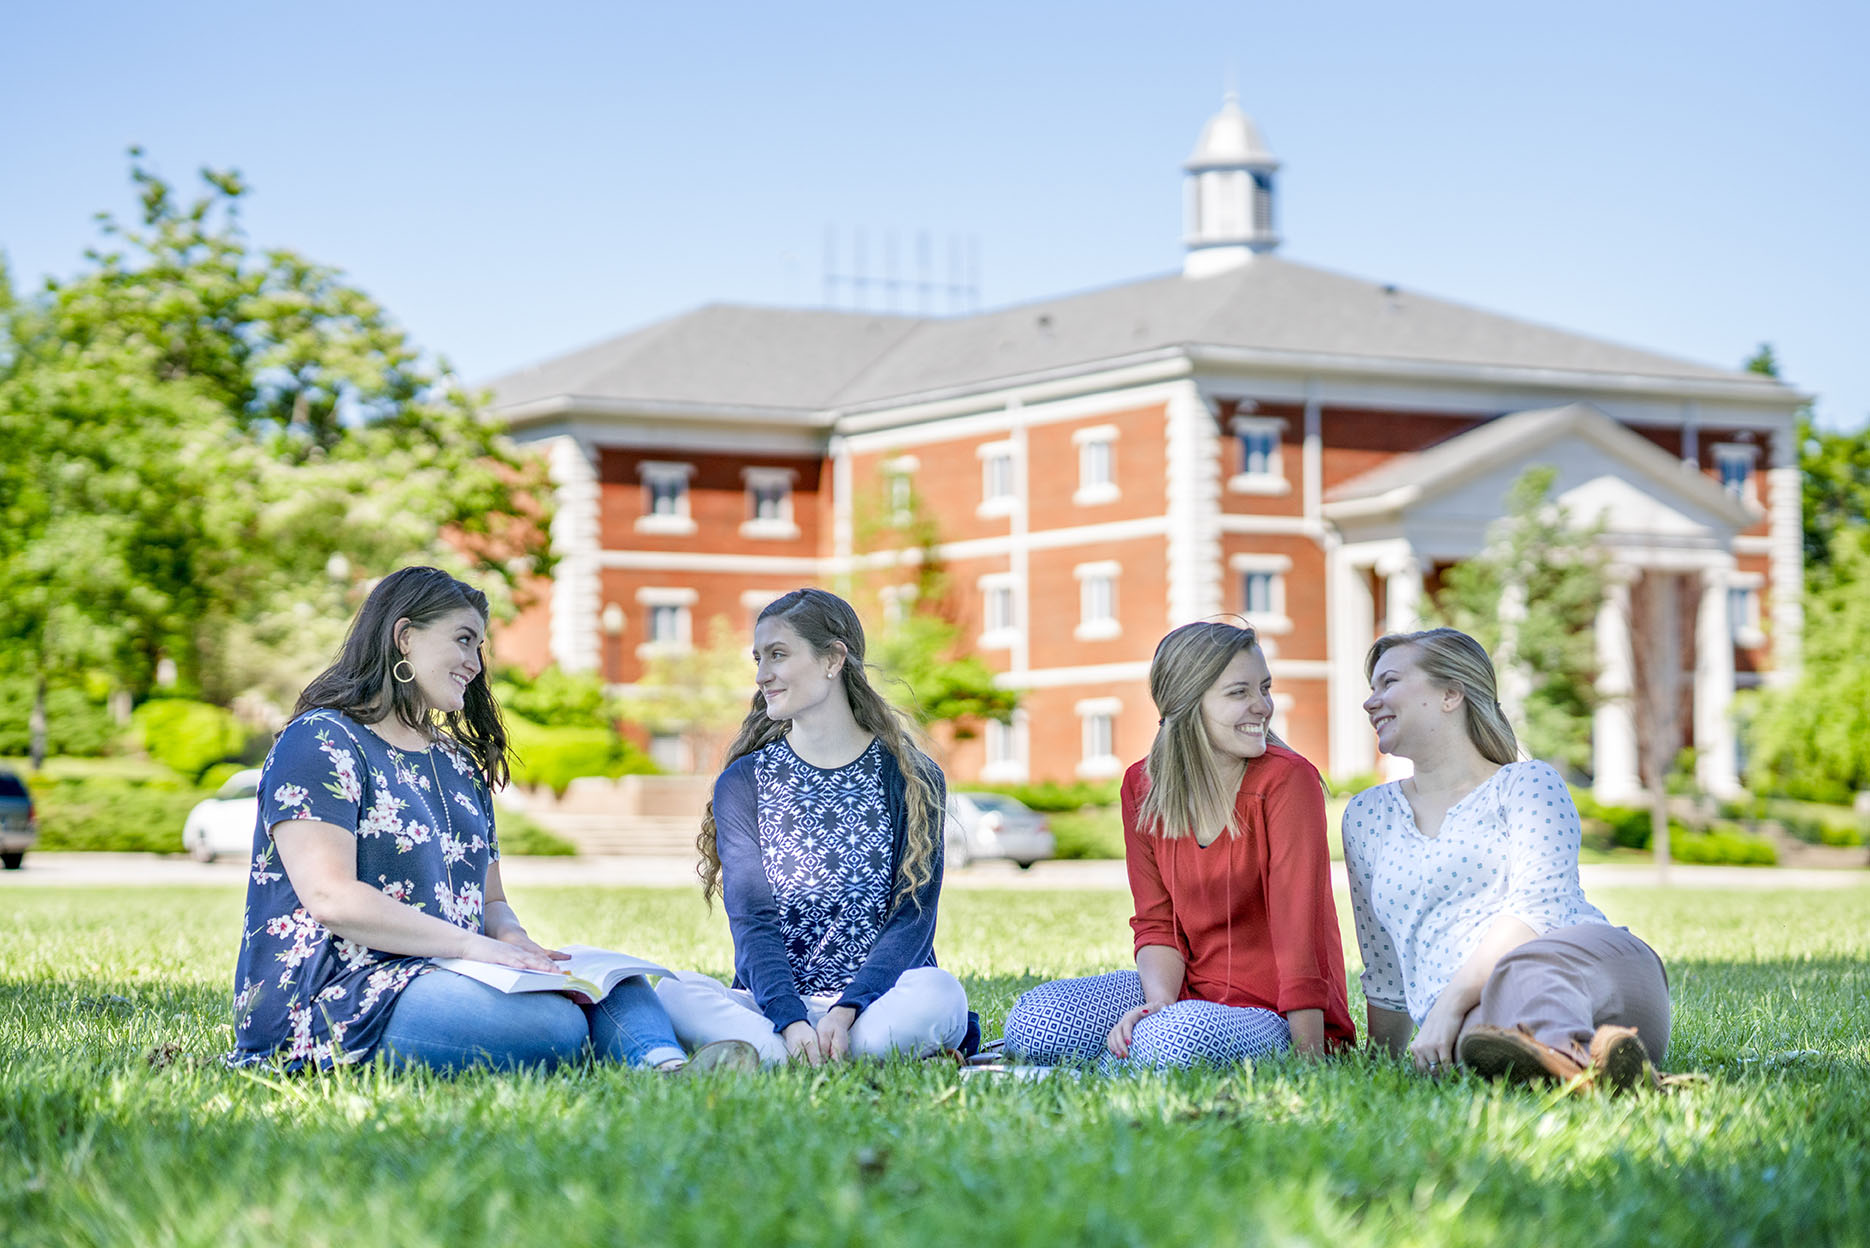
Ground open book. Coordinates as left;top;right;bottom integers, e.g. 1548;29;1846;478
433;944;676;1004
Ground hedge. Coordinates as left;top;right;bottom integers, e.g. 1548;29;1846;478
505;715;658;796
31;772;207;854
131;699;251;782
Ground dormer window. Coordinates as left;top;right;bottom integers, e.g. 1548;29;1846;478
741;468;800;540
1714;444;1759;503
637;462;697;535
1228;415;1290;496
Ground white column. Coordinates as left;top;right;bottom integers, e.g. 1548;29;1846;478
1326;541;1377;779
1165;381;1224;625
1378;548;1424;634
546;435;602;673
1592;570;1643;804
1767;426;1804;683
1301;379;1323;533
1695;564;1743;798
829;434;853;593
1680;400;1700;469
1009;405;1030;677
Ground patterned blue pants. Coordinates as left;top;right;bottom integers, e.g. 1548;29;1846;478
1002;970;1290;1070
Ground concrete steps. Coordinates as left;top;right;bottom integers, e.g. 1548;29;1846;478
527;813;702;858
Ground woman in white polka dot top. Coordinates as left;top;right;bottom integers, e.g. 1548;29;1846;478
1341;628;1671;1092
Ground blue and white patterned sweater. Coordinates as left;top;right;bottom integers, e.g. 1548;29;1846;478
714;737;946;1032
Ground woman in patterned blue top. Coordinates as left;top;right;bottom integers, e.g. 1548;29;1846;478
229;567;745;1074
656;588;971;1065
1344;628;1670;1092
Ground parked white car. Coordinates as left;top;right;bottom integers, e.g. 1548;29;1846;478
944;791;1055;870
184;768;262;862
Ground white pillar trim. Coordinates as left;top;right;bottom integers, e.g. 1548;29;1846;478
1165;381;1224;625
1694;561;1743;798
546;435;602;673
1592;567;1643;804
1766;425;1803;683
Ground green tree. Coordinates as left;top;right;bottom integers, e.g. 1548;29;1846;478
1434;466;1608;773
1745;526;1870;802
0;156;553;756
853;474;1019;739
628;616;761;771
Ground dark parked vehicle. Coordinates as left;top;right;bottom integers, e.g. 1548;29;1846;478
0;769;39;870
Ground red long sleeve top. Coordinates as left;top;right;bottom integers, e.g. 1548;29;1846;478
1123;746;1356;1048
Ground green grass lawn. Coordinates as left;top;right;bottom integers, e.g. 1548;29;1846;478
3;884;1866;1246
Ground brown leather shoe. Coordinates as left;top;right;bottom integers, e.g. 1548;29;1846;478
1458;1025;1590;1088
1587;1025;1656;1095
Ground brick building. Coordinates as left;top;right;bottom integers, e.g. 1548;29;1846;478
486;94;1804;800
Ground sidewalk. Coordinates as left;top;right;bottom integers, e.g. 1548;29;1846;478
4;853;1865;891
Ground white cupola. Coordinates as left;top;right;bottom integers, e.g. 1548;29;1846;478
1182;91;1280;277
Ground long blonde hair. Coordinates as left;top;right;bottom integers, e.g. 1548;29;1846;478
1138;621;1262;840
1365;628;1520;766
697;588;942;908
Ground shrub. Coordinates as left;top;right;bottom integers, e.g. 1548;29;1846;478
505;715;657;796
0;678;119;757
492;809;576;857
197;761;252;793
32;772;206;853
1324;772;1382;798
131;699;249;781
966;779;1119;812
1048;808;1124;860
1671;823;1777;866
1572;790;1661;850
492;666;618;728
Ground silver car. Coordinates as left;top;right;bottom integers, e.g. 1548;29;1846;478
183;768;262;862
0;769;38;870
945;791;1055;870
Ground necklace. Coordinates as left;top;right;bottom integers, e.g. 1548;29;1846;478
424;742;459;894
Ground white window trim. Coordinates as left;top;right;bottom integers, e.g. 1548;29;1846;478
1073;425;1120;506
1075;697;1122;779
1229;415;1290;495
740;467;800;540
740;589;785;633
883;455;919;526
1074;561;1122;640
1271;692;1295;742
1729;572;1766;649
637;461;698;535
977;440;1018;518
1713;443;1762;507
980;712;1028;783
634;590;695;657
878;582;920;626
1229;554;1293;634
977;572;1017;649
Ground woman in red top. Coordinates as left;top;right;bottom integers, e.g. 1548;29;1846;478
1002;621;1355;1066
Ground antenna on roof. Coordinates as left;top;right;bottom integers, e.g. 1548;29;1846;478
821;225;979;314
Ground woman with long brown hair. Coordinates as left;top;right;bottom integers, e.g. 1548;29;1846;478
655;588;971;1065
1002;620;1354;1068
228;566;753;1074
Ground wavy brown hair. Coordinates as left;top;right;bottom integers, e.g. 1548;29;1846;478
697;587;941;909
293;565;512;787
1137;620;1263;840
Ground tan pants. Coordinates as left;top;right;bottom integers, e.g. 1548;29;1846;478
1457;923;1671;1066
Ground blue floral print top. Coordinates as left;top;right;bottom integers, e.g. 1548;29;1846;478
227;709;499;1070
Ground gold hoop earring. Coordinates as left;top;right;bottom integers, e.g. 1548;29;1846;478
393;660;416;684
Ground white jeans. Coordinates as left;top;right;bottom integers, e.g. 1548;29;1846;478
655;966;969;1065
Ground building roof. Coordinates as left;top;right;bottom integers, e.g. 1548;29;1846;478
484;257;1796;421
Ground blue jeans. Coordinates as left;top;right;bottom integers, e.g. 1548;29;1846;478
377;967;686;1073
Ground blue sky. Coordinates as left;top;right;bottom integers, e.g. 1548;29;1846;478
5;1;1865;428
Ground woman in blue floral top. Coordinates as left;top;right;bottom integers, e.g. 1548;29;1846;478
229;566;752;1075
